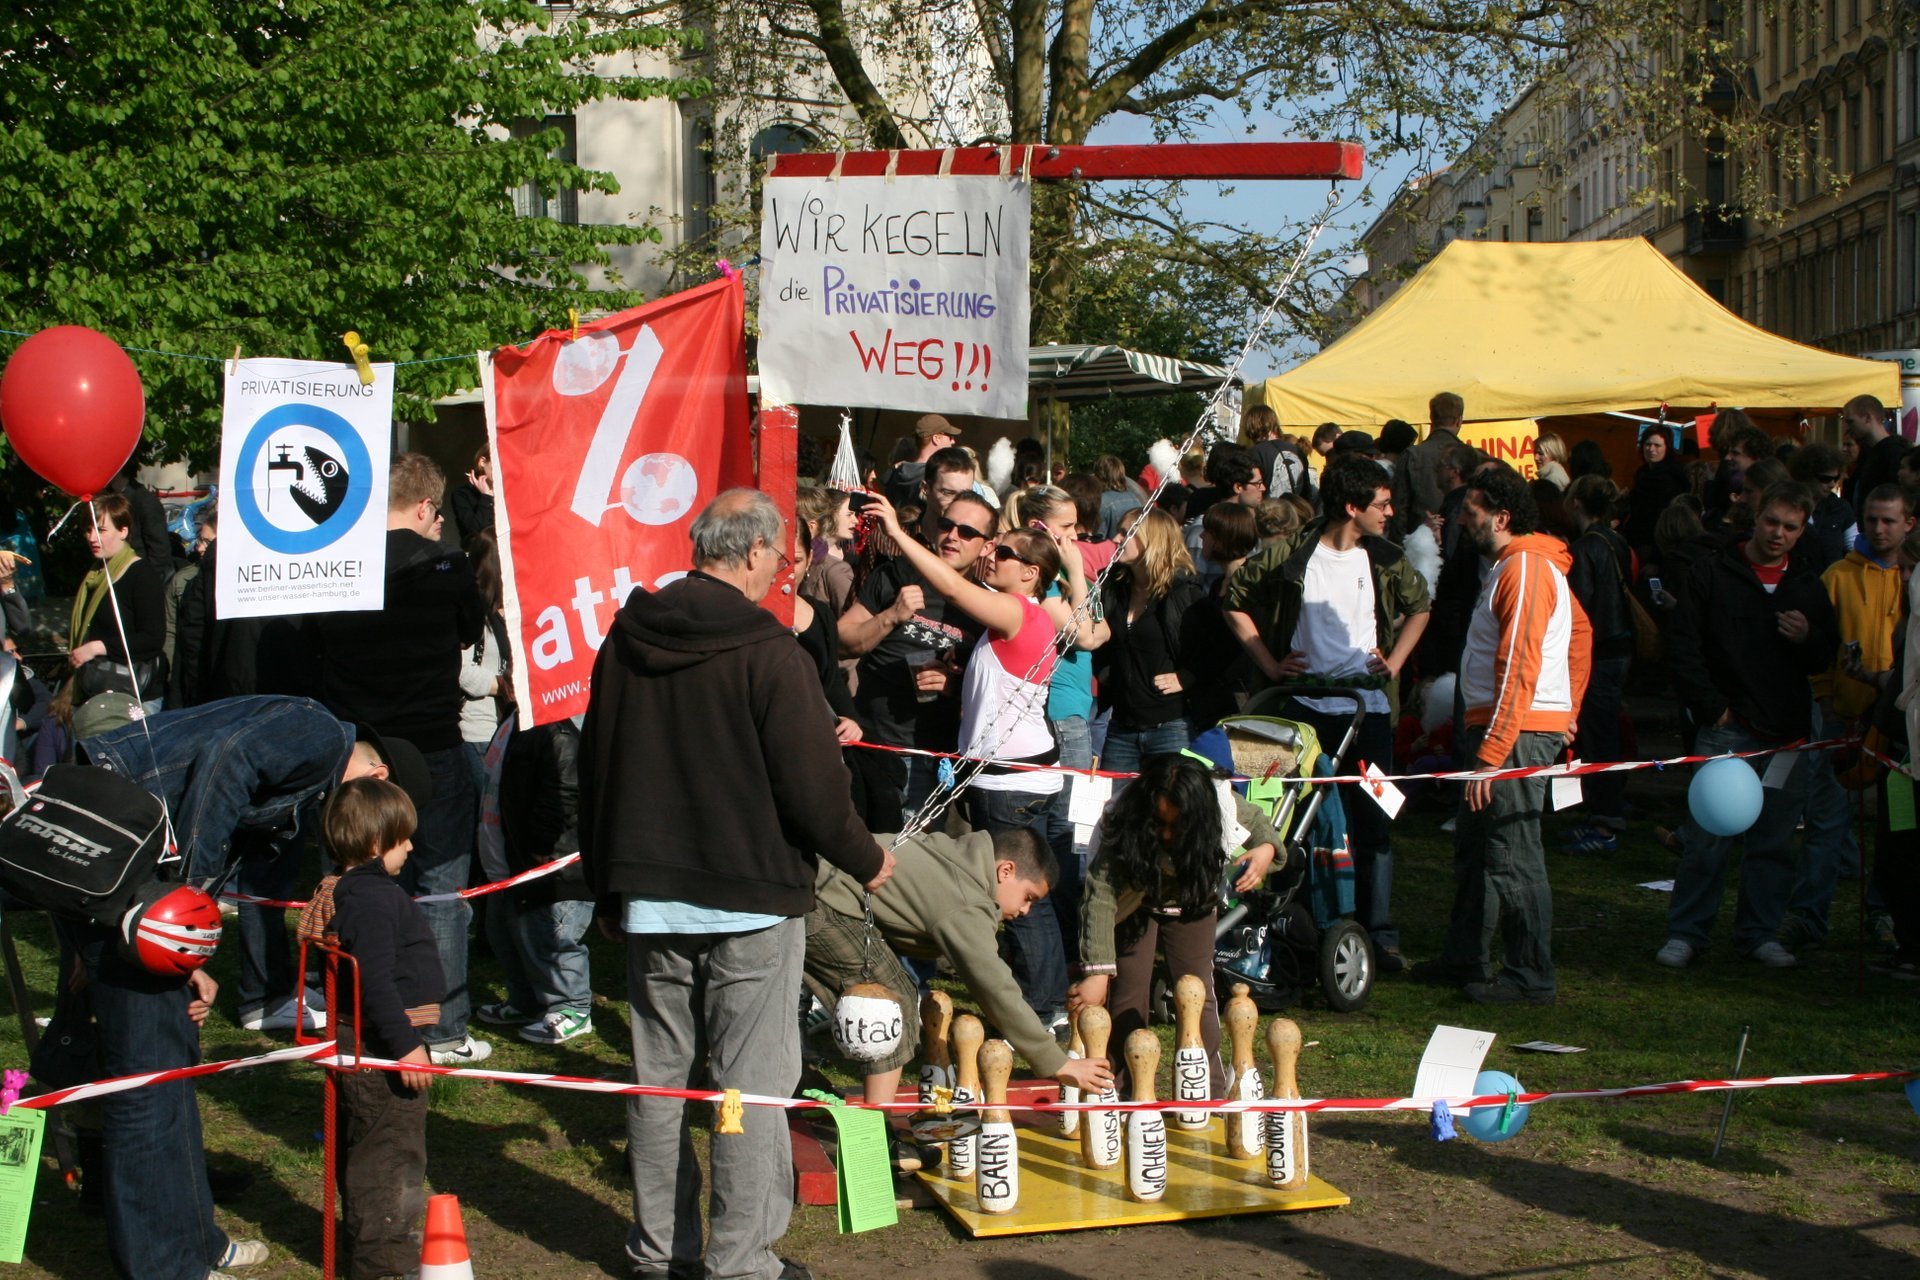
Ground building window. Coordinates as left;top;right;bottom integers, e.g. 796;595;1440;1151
1846;92;1861;175
510;116;579;225
1907;46;1920;142
1899;213;1919;312
1569;183;1585;230
1824;105;1840;171
1869;81;1885;163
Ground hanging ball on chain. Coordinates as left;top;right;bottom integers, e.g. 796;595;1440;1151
832;981;905;1064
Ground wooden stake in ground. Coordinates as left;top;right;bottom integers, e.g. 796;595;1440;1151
1124;1028;1169;1202
1076;1005;1121;1168
975;1040;1018;1214
919;990;954;1105
1224;983;1266;1160
1266;1016;1308;1189
1172;973;1211;1130
949;1013;985;1179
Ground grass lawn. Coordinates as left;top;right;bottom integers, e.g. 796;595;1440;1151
3;724;1918;1277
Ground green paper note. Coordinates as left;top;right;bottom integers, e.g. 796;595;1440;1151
1248;775;1289;815
1888;769;1916;833
0;1108;46;1263
824;1105;897;1234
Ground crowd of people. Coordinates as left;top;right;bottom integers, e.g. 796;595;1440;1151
19;387;1920;1280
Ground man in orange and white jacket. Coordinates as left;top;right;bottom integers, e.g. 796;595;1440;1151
1421;467;1590;1006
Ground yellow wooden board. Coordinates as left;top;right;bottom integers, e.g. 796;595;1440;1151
917;1116;1349;1237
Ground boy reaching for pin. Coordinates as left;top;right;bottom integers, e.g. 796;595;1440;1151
806;826;1114;1169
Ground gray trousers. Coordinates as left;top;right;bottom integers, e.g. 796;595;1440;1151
1441;727;1563;997
624;919;801;1280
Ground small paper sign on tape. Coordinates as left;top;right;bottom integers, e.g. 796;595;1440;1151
1360;762;1406;819
821;1102;896;1234
0;1108;45;1262
1550;761;1584;811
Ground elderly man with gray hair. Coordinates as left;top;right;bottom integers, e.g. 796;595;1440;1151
580;487;894;1280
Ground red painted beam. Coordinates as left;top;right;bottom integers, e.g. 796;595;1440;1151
766;142;1362;183
790;1110;839;1206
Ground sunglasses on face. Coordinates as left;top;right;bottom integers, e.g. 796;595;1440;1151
938;516;990;542
992;545;1033;566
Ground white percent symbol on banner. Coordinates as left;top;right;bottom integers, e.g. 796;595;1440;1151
554;327;682;528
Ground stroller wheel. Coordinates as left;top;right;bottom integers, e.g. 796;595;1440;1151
1319;920;1373;1012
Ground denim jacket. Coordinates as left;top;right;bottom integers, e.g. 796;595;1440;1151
83;696;354;880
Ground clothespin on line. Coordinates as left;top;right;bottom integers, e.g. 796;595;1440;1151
229;345;242;376
568;308;581;342
341;331;374;386
714;1088;745;1135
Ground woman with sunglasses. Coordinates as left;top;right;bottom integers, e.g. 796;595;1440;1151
1083;508;1209;772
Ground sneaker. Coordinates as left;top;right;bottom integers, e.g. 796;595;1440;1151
1746;940;1798;968
1439;817;1457;834
1654;938;1695;968
217;1239;269;1269
428;1034;494;1066
1870;913;1899;948
1463;979;1554;1006
1374;945;1407;974
1775;913;1823;948
1562;825;1619;855
475;1001;536;1027
519;1010;594;1044
889;1135;934;1175
241;993;326;1033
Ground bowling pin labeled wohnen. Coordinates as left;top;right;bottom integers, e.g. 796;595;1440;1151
1265;1016;1309;1189
948;1013;985;1178
975;1039;1019;1214
918;989;955;1105
1171;973;1211;1130
1059;1020;1085;1137
1224;983;1265;1160
1123;1029;1168;1203
1076;1005;1122;1168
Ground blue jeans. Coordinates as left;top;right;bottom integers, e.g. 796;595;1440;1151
1044;716;1093;962
59;918;230;1280
1440;727;1561;996
486;895;593;1016
1574;655;1631;827
1099;720;1190;775
399;745;476;1044
1285;701;1398;951
899;752;944;828
233;835;304;1019
966;786;1067;1017
1669;722;1808;953
1787;707;1880;935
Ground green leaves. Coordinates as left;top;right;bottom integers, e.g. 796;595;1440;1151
0;0;706;467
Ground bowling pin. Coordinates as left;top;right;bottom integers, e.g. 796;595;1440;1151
1123;1029;1168;1203
1171;973;1211;1130
948;1013;985;1178
1265;1016;1308;1189
918;990;954;1106
975;1040;1019;1214
1224;983;1265;1160
1076;1006;1122;1169
1059;1021;1084;1137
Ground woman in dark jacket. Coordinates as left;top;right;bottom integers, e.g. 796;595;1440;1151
1623;426;1691;554
1085;508;1208;771
1563;475;1635;852
69;491;166;709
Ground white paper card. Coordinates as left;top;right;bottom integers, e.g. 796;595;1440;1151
1638;880;1676;892
1550;761;1584;811
1414;1024;1494;1114
1068;774;1114;825
1360;763;1406;819
1762;751;1799;789
1073;822;1095;848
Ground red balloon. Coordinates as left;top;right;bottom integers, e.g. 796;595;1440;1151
0;325;145;498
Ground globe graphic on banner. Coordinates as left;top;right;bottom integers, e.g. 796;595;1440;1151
619;452;699;525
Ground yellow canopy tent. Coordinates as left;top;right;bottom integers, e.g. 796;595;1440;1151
1249;239;1899;428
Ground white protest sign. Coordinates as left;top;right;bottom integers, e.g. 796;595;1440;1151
216;359;392;618
757;173;1030;419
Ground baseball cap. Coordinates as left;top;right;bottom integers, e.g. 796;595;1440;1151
915;413;960;442
351;723;434;812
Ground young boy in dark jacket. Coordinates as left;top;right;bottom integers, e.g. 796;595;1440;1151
301;777;444;1280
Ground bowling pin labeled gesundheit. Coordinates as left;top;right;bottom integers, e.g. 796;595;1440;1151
918;989;954;1105
974;1039;1019;1214
1123;1029;1168;1203
1224;983;1265;1160
1059;1021;1085;1137
1171;973;1211;1130
1076;1006;1122;1168
948;1013;985;1178
1265;1016;1309;1189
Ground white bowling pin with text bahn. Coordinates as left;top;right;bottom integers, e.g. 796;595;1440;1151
975;1040;1019;1214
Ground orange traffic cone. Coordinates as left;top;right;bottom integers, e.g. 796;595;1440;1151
419;1193;475;1279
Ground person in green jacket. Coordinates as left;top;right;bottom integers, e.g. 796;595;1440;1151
807;826;1114;1159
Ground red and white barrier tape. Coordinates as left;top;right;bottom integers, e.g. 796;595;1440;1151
11;1040;339;1110
220;852;582;911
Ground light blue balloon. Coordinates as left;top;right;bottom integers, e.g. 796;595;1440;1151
1688;756;1765;837
1460;1069;1530;1143
1906;1077;1920;1119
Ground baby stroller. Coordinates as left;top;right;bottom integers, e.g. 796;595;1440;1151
1199;686;1374;1014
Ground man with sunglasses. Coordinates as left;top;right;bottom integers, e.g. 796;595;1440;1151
840;482;997;822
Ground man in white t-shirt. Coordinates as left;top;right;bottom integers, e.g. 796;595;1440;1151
1224;455;1432;971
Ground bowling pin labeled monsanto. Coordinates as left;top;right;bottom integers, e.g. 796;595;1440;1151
948;1013;985;1178
1171;973;1211;1130
1224;983;1266;1160
1265;1016;1309;1189
975;1039;1019;1214
918;990;955;1105
1123;1029;1168;1203
1076;1006;1122;1168
1059;1021;1085;1137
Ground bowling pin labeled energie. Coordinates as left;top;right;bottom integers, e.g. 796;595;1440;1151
1123;1029;1168;1202
975;1040;1019;1214
1171;973;1211;1130
1265;1016;1309;1189
1076;1006;1122;1168
948;1013;985;1178
1059;1021;1085;1137
1224;983;1265;1160
918;990;954;1105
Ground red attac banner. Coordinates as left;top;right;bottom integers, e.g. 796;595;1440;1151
485;277;752;726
